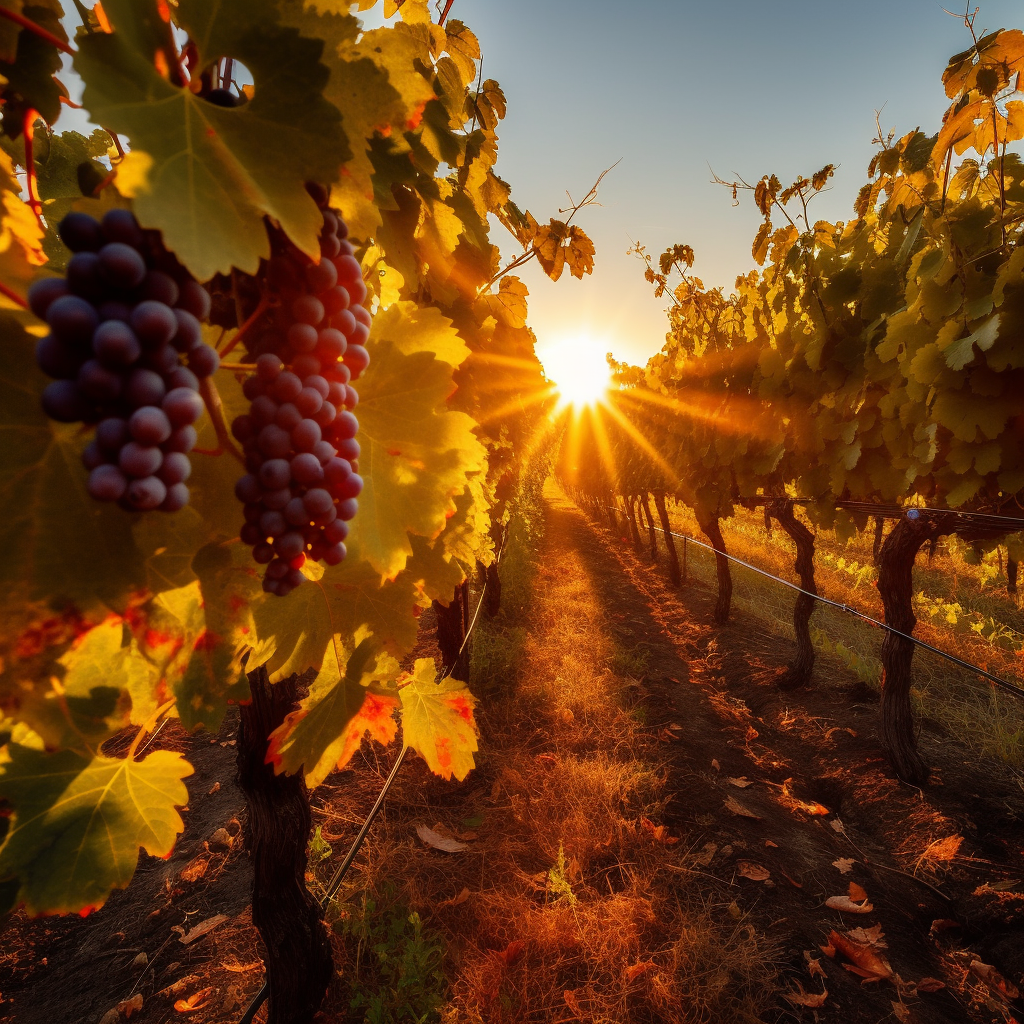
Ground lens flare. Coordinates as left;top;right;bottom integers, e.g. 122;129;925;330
537;334;612;409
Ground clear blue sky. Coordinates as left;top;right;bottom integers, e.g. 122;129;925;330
55;2;1023;369
449;0;1023;368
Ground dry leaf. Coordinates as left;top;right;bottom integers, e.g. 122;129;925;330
179;857;209;883
825;896;874;914
693;842;717;867
820;939;836;958
745;726;759;742
921;835;963;863
727;900;742;919
625;961;656;982
159;975;201;999
641;817;679;844
828;929;893;982
711;758;721;771
891;1000;910;1022
970;960;1020;1002
493;940;524;967
563;989;583;1015
830;819;845;833
929;918;960;936
117;994;144;1018
724;796;760;819
221;960;262;973
846;924;886;948
176;914;228;945
728;776;753;788
737;861;771;881
173;988;214;1013
832;857;856;874
848;882;868;902
132;951;148;968
416;825;467;853
439;887;470;908
765;839;778;848
916;977;946;992
804;952;826;979
783;980;828;1007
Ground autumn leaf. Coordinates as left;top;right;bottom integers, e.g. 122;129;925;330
832;858;856;874
916;977;946;993
724;795;760;819
828;929;893;982
640;817;679;844
783;980;828;1007
848;881;869;902
117;993;144;1018
737;861;771;881
173;987;215;1012
416;824;467;853
825;895;874;914
970;960;1020;1002
728;776;753;788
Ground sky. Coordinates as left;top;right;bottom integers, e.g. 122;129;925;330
52;1;1023;372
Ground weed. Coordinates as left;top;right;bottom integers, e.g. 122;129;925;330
610;639;650;678
547;842;578;906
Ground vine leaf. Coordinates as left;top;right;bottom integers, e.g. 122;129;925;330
266;635;399;788
398;659;478;780
0;148;46;307
0;745;192;916
0;0;68;138
75;0;349;279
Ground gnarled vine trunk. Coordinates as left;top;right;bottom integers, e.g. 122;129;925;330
876;515;952;785
697;512;732;624
768;498;817;689
1009;554;1018;596
238;667;333;1024
435;577;471;679
624;496;643;551
640;493;658;561
872;515;885;565
653;491;680;586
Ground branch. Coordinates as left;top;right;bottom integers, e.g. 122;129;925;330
437;0;456;26
0;280;29;310
198;376;246;466
0;5;74;55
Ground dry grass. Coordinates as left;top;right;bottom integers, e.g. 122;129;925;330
660;501;1024;767
321;487;780;1024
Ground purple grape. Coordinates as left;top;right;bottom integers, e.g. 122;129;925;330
288;322;318;353
313;440;337;464
259;459;291;490
324;542;346;566
119;442;163;477
292;354;321;379
262;487;292;510
275;403;302;431
253;543;275;564
98;243;146;289
336;437;359;462
41;380;88;422
258;424;292;459
235;474;262;503
333;410;359;440
36;335;84;379
257;353;284;380
313;402;336;428
292;418;321;452
159;483;190;512
232;415;255;442
130;300;177;347
344;384;359;409
336;498;358;521
141;344;180;375
344;344;369;378
158;451;191;484
321;286;349;317
101;209;144;248
171;308;203;353
250;395;278;426
188;343;220;377
285;497;309;526
88;465;129;501
243;502;262;523
164;425;197;453
332;473;362;500
28;277;69;320
92;320;142;368
129;406;172;445
292;295;324;326
139;271;179;306
323;518;348;544
97;300;132;323
163;387;204;427
306;260;337;293
47;295;99;346
302;488;334;516
275;531;305;560
81;441;107;470
243;375;265;400
166;366;200;392
332;310;356;338
291;453;323;485
352;303;371;328
124;368;166;408
177;279;211;320
125;475;167;510
317;328;346;360
266;558;289;580
96;418;129;451
295;387;323;417
271;372;303;403
320;235;341;260
58;212;102;253
259;510;287;537
78;360;122;401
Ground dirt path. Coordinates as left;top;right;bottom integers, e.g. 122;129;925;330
2;487;1023;1024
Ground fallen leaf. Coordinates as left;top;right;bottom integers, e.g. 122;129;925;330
416;825;468;853
99;1011;120;1024
929;918;960;936
737;861;771;881
439;887;470;908
783;980;828;1007
820;940;836;958
920;835;963;863
848;882;868;902
765;839;778;848
828;929;893;982
492;940;524;967
625;961;656;982
804;952;826;979
457;830;479;841
729;777;753;788
727;900;742;919
891;1000;910;1022
970;960;1020;1001
180;857;209;883
117;994;144;1018
158;975;201;998
174;988;214;1012
221;960;262;973
693;842;717;867
830;819;845;833
846;925;886;948
724;796;760;819
745;726;759;742
825;896;874;914
916;977;946;993
780;870;804;888
641;817;679;844
656;726;681;743
132;951;149;968
176;914;228;944
832;858;856;874
711;758;721;771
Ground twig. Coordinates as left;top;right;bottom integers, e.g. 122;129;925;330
198;377;246;466
219;295;271;357
437;0;455;26
0;281;29;309
0;6;74;55
21;110;45;232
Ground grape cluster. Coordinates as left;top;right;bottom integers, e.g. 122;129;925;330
29;210;219;512
231;186;370;596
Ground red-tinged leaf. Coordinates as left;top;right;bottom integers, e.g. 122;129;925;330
737;860;770;881
415;824;467;853
117;993;144;1018
724;796;760;819
804;952;826;979
265;636;399;788
398;660;478;781
828;929;893;982
916;977;946;993
846;925;886;948
832;858;856;874
493;940;524;967
970;960;1020;1001
641;817;680;845
173;987;215;1012
929;918;960;936
825;895;874;914
728;776;753;788
176;914;228;945
848;881;869;902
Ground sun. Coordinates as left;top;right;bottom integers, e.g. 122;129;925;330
537;334;613;410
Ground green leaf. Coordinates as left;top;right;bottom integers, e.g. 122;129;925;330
398;660;477;781
74;0;349;279
0;1;68;138
0;745;192;915
266;634;399;788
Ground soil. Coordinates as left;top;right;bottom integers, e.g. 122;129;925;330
2;490;1022;1024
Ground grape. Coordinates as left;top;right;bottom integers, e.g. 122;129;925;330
263;487;292;510
98;243;146;289
292;354;321;379
139;271;180;306
321;286;349;317
335;255;362;287
79;360;123;402
324;542;346;566
288;322;318;353
125;475;167;510
275;532;305;560
120;442;163;477
336;437;360;462
129;406;172;445
332;410;359;440
131;300;178;347
164;424;198;453
160;483;190;512
96;418;129;451
275;403;302;431
306;260;337;293
271;372;303;403
352;304;371;329
159;451;192;484
258;424;292;459
47;295;99;346
253;543;274;564
93;320;142;368
36;335;85;379
344;345;370;378
236;475;262;503
58;212;102;253
323;518;348;544
142;344;180;375
259;459;291;490
295;387;323;417
178;279;212;320
318;327;347;360
101;209;145;248
41;380;88;422
81;441;107;470
88;464;128;501
66;252;105;300
171;309;202;352
257;353;284;380
98;300;133;323
291;453;324;485
336;498;358;521
28;278;70;320
163;387;204;427
124;368;166;408
285;497;308;525
303;487;334;516
188;344;220;377
167;366;200;391
292;295;324;326
260;510;287;537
